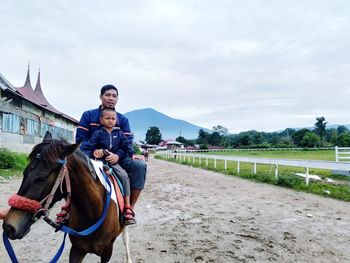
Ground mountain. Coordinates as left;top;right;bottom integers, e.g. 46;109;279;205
124;108;210;142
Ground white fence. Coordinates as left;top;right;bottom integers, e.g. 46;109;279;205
335;146;350;162
157;151;350;186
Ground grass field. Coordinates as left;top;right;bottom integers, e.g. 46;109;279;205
156;149;350;201
198;149;335;161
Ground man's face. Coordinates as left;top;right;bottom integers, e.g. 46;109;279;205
100;89;118;108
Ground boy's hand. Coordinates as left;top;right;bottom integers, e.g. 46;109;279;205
93;149;104;159
132;154;144;161
105;152;120;164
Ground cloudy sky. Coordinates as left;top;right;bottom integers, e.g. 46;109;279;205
1;0;349;133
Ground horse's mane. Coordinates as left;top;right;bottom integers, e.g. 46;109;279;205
28;138;97;179
28;139;67;166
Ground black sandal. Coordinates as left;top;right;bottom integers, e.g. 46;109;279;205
123;207;136;226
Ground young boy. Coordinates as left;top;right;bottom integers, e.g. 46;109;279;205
82;107;136;225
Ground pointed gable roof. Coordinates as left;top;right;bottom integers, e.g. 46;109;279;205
15;66;78;123
16;64;45;106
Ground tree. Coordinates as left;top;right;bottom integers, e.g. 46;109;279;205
337;133;350;147
209;131;222;145
337;125;349;134
197;129;210;145
212;125;229;136
314;116;327;147
176;136;190;146
145;126;162;145
300;132;320;147
292;128;310;147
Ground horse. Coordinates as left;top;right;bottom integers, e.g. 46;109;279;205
2;132;131;263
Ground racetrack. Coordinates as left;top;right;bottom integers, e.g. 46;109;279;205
1;157;350;262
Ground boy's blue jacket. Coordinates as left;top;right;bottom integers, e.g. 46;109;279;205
75;106;136;156
81;127;129;159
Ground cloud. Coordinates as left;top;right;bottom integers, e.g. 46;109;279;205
0;0;349;133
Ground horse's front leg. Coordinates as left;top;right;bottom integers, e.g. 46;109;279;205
69;246;87;263
101;243;114;263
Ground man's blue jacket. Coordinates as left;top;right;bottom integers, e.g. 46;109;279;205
75;106;136;156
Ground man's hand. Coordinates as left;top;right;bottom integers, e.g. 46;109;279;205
105;152;120;164
93;149;105;159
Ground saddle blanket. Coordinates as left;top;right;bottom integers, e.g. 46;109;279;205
90;159;117;204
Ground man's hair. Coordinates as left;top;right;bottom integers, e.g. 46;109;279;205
100;84;118;96
100;107;116;118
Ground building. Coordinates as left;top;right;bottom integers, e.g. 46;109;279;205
0;66;78;153
159;139;184;150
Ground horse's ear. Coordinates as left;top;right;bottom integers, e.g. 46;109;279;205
63;143;80;156
43;131;52;141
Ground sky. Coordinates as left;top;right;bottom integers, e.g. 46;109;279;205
1;0;349;134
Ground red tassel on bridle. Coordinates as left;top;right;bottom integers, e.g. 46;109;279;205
8;194;42;214
7;160;71;218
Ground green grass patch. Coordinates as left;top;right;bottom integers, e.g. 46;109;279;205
202;149;335;161
156;154;350;201
0;149;27;178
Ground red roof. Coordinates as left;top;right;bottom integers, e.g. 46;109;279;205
15;67;78;124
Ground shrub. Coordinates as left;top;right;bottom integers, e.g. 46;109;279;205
277;174;304;188
0;148;16;169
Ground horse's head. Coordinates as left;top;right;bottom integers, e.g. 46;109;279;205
3;131;80;239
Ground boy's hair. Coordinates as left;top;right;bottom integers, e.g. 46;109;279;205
100;84;118;96
100;107;116;118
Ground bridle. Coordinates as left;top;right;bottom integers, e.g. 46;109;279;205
8;154;71;226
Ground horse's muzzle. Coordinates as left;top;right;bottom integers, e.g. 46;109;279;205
3;210;33;240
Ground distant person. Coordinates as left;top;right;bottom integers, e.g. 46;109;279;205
82;107;135;225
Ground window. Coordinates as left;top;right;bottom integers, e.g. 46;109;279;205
41;123;49;137
2;113;20;133
27;119;39;136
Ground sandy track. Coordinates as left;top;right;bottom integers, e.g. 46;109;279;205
1;157;350;262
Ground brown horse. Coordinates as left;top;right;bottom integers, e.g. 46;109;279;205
2;132;131;263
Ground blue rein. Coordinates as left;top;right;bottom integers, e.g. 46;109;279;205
3;160;112;263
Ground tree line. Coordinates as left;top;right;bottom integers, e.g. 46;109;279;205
144;117;350;149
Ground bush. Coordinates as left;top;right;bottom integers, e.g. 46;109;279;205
277;174;304;188
0;148;16;169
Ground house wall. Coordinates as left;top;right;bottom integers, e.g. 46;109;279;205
0;89;77;153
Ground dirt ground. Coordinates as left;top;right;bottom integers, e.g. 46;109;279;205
1;156;350;263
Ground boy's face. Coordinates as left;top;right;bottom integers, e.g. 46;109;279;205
100;111;117;129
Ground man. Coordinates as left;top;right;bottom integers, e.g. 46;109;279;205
76;84;147;211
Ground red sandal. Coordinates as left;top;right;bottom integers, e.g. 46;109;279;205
123;206;136;226
55;202;71;224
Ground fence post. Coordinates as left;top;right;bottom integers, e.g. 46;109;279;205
199;157;201;165
206;158;208;166
214;158;217;168
253;162;257;174
237;161;240;174
274;164;278;179
335;146;339;162
305;167;309;186
224;159;227;170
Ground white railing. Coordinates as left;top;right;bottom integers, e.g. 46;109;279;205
335;146;350;162
157;151;350;186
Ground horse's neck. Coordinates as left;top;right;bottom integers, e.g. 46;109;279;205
68;156;105;220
